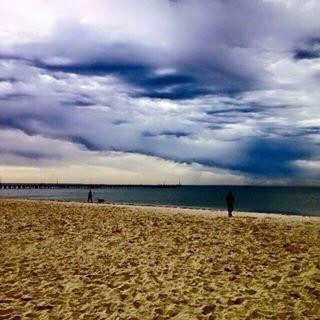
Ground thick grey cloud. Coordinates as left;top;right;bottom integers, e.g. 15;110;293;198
0;0;320;183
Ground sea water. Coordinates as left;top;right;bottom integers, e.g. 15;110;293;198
1;186;320;216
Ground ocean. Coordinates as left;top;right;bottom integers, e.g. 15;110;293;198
1;186;320;217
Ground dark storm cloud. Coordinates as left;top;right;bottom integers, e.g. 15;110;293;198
0;150;51;161
2;0;293;104
141;74;195;87
36;60;210;100
140;87;212;100
0;117;37;135
294;38;320;60
133;73;212;99
34;58;249;100
205;102;289;118
294;50;320;60
0;77;19;83
0;93;33;101
237;138;311;177
0;102;67;136
11;1;270;101
142;131;190;138
63;99;97;107
112;119;129;126
68;136;102;151
265;125;320;138
206;107;260;115
0;53;29;61
197;137;311;177
35;60;150;78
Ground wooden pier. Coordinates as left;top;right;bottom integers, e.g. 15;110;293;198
0;183;181;190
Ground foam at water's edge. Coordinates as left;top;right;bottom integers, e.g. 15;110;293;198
1;198;319;220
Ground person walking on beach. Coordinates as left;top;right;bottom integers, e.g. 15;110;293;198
225;191;235;217
88;189;93;203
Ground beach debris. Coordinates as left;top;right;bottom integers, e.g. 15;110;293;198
202;304;216;315
35;302;54;311
228;297;245;305
112;226;121;233
290;292;301;299
21;295;32;302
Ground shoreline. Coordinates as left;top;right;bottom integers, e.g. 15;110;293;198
1;197;319;220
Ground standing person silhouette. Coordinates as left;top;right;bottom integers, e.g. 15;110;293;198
225;191;235;217
88;189;93;203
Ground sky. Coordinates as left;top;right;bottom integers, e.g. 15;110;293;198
0;0;320;185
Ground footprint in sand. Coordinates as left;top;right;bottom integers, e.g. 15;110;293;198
132;300;141;309
244;289;257;295
5;288;20;299
0;308;14;318
228;297;245;305
271;275;282;282
25;312;40;318
153;307;164;316
35;302;54;311
201;304;216;315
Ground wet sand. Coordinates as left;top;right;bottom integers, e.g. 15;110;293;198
0;199;319;319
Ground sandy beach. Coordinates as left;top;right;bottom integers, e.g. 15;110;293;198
0;199;319;320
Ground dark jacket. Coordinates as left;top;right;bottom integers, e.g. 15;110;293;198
225;192;235;205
